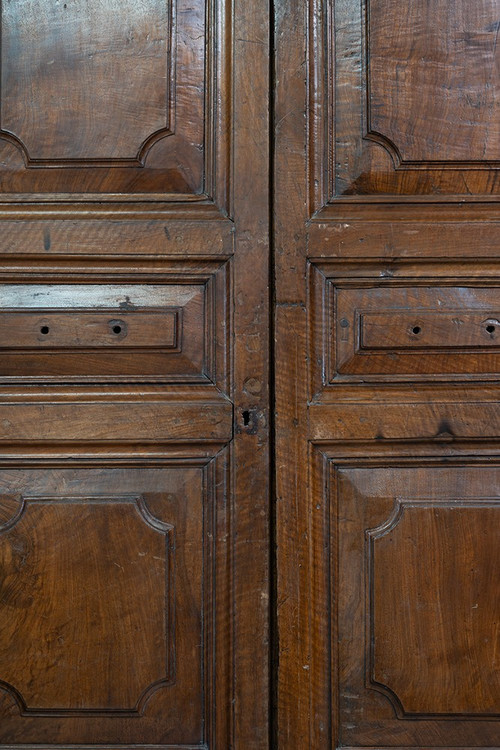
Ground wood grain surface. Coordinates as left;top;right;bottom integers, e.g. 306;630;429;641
275;0;500;747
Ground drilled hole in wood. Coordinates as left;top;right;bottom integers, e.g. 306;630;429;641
40;326;50;335
486;324;495;334
411;326;421;335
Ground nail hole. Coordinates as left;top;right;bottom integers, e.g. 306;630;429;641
411;326;421;335
40;326;50;335
242;410;250;426
112;325;122;334
486;324;495;334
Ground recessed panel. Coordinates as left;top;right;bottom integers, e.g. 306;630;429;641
0;0;209;194
0;461;228;745
333;462;500;746
0;284;206;382
332;285;500;381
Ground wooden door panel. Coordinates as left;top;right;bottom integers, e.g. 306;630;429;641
312;0;500;200
2;0;175;162
0;263;229;385
276;0;500;747
367;1;499;166
309;261;500;386
0;0;210;195
0;459;229;746
0;0;269;748
332;461;500;746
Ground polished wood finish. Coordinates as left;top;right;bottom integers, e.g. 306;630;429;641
0;0;206;194
316;0;500;199
0;271;227;382
276;0;500;748
0;1;269;748
368;1;500;166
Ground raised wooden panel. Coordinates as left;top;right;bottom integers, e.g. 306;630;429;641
0;262;230;386
0;310;179;349
1;0;173;165
309;260;500;391
368;0;500;167
0;456;230;746
369;501;500;717
0;494;174;715
0;0;225;198
335;286;500;378
327;457;500;746
310;0;500;203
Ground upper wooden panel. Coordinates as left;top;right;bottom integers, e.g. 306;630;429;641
311;0;500;204
0;0;228;199
2;0;173;165
368;0;500;166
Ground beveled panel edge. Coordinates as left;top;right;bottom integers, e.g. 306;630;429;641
0;0;232;214
309;446;500;750
307;0;500;215
0;0;175;168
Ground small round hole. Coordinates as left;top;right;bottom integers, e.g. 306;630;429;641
486;324;495;334
412;326;421;335
112;325;122;335
40;326;50;335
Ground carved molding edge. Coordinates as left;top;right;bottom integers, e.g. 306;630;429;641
0;493;175;718
365;497;500;720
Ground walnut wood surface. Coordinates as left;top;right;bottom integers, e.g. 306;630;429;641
276;0;500;748
0;0;270;747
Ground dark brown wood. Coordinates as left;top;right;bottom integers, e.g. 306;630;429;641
276;0;500;748
0;0;206;194
0;1;269;748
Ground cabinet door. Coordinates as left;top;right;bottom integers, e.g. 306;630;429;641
275;0;500;747
0;1;269;748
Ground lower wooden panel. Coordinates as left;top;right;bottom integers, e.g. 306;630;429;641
0;453;230;747
316;451;500;747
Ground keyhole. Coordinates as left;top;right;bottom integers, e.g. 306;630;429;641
113;325;122;335
486;324;495;334
40;326;50;335
411;326;421;335
242;410;250;426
